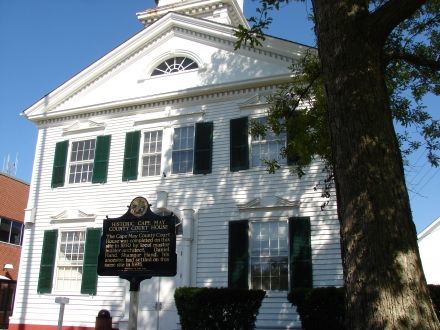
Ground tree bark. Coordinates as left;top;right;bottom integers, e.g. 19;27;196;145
311;1;439;328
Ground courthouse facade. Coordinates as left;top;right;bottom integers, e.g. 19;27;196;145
11;0;343;328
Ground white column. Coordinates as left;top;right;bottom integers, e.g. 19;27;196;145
181;209;194;286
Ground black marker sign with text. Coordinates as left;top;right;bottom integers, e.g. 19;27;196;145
98;199;178;278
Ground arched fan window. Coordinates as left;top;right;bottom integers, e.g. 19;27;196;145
151;57;198;76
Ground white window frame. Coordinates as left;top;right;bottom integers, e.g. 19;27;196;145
249;220;289;292
140;130;163;177
151;57;199;76
250;117;287;168
53;229;86;293
171;125;195;174
67;138;96;184
0;217;24;245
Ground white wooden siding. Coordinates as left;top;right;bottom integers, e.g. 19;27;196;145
15;89;343;329
418;218;440;284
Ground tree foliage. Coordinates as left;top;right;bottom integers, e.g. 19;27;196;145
235;0;440;171
384;0;440;165
235;1;440;328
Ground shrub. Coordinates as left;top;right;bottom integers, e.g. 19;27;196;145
288;287;345;330
174;287;265;330
288;285;440;330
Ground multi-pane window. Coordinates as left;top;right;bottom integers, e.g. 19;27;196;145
0;218;24;245
55;231;85;292
142;131;162;176
151;57;198;76
250;221;289;291
251;117;286;167
172;126;194;174
69;139;96;184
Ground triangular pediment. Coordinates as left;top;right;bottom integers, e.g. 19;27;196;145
236;195;301;220
239;92;273;109
24;12;311;122
51;209;97;223
62;119;105;135
237;196;300;210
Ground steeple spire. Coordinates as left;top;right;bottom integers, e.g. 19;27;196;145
136;0;247;28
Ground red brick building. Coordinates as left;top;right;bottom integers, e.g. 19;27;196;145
0;173;29;280
0;172;29;328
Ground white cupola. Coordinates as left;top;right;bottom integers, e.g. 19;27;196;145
136;0;247;28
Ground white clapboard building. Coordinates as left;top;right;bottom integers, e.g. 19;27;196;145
418;217;440;285
11;0;343;329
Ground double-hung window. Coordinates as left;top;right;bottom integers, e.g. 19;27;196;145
55;231;85;291
142;130;163;177
51;135;111;188
172;126;195;174
37;228;101;295
228;217;312;291
230;116;289;171
250;221;289;291
171;123;214;175
250;117;287;167
69;139;96;184
122;122;213;180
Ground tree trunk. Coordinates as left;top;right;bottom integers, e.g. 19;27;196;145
311;1;439;329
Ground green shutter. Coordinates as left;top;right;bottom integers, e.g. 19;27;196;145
51;141;69;188
230;117;249;171
81;228;101;295
289;217;312;289
37;230;58;294
193;122;213;174
122;131;140;181
228;220;249;289
92;135;111;183
286;129;299;166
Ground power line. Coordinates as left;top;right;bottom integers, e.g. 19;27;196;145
418;167;440;192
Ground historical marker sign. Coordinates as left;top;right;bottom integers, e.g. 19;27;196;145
97;197;178;278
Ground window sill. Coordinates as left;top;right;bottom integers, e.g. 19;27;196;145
0;241;22;247
230;164;289;173
137;68;200;83
52;182;99;190
264;291;289;297
41;291;94;297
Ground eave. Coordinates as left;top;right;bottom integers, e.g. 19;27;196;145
25;73;294;123
418;216;440;240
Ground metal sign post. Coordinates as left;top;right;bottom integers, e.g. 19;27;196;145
55;297;69;330
97;197;178;329
121;276;151;330
129;290;138;330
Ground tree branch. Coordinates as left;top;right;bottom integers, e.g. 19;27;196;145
369;0;427;42
290;70;321;114
386;49;440;71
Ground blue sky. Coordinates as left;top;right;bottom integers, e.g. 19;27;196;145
0;0;438;233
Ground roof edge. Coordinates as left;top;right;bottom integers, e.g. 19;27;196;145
22;12;309;121
418;216;440;240
0;172;30;186
25;73;294;122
